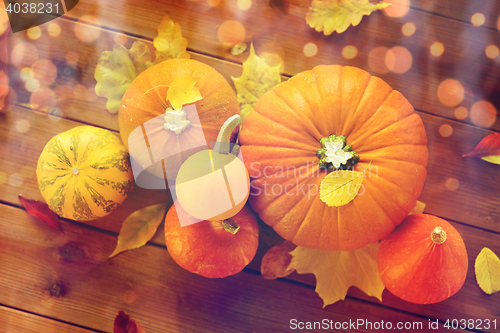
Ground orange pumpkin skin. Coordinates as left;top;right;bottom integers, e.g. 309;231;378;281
119;58;239;151
239;65;428;251
378;214;468;304
164;203;259;278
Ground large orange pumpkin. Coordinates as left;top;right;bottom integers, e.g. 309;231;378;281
239;65;428;251
118;59;239;183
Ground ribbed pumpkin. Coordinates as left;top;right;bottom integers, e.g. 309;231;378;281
36;126;134;221
118;59;239;182
165;202;259;278
239;65;428;251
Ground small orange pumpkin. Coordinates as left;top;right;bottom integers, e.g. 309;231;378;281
164;203;259;278
239;65;428;251
378;214;468;304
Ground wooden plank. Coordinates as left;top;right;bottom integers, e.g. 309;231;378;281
0;203;443;333
58;0;500;130
2;105;499;236
0;306;98;333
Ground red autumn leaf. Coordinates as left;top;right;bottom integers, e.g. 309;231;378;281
463;132;500;165
18;195;63;234
114;311;146;333
261;241;297;279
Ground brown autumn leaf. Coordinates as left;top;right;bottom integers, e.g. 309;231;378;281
261;241;297;279
114;311;146;333
18;195;63;234
463;132;500;165
109;203;168;258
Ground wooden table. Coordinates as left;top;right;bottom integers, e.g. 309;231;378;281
1;0;500;332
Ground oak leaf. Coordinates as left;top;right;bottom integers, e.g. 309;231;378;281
463;132;500;165
166;76;203;110
19;195;63;234
109;203;168;258
153;15;190;64
475;247;500;295
232;44;281;124
289;242;384;307
306;0;390;35
95;42;153;114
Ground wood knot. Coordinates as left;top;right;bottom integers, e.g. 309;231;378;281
49;282;65;297
59;242;85;263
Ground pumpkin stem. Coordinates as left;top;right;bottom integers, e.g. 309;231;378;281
317;134;359;171
163;107;191;135
431;226;447;245
72;167;80;175
222;218;240;234
213;115;240;155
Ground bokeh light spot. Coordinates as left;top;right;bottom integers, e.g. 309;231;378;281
11;43;39;68
217;20;246;48
402;22;416;36
342;45;358;59
9;174;23;187
207;0;220;6
470;101;497;128
20;67;35;81
445;178;459;191
437;79;464;107
439;124;453;137
471;13;485;27
383;0;409;18
454;106;468;120
65;51;79;67
485;45;499;59
74;16;102;43
0;2;9;35
32;59;57;87
27;26;42;40
123;290;137;304
47;23;61;37
303;42;318;57
16;119;30;133
0;172;6;185
237;0;252;10
25;79;40;93
30;87;57;111
385;46;412;74
368;47;390;74
430;41;444;57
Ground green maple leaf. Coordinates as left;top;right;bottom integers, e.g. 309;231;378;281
306;0;390;35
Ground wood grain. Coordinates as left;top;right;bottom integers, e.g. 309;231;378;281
0;203;442;333
0;306;98;333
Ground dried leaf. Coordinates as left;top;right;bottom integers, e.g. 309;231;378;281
0;70;8;111
232;44;281;124
153;15;190;64
475;247;500;295
109;203;168;258
319;170;364;207
114;311;146;333
408;200;426;215
261;241;296;279
463;132;500;165
18;195;63;234
289;242;384;307
306;0;390;35
166;76;203;110
94;42;153;114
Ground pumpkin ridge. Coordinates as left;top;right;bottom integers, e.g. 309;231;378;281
312;66;337;135
290;195;325;248
363;164;420;199
356;180;400;228
271;87;324;142
339;69;372;137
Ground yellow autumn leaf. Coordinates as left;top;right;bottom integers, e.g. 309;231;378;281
320;169;364;207
109;203;168;258
289;242;384;307
154;15;190;64
306;0;391;35
408;200;426;215
166;76;203;110
232;44;281;124
475;247;500;295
